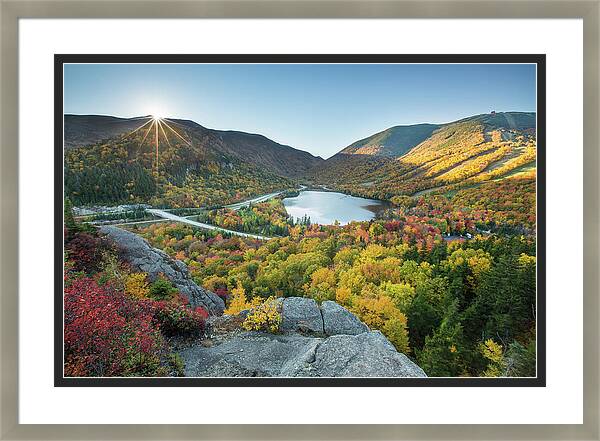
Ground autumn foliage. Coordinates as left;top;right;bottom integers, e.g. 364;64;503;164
63;230;209;377
64;276;165;376
136;211;536;377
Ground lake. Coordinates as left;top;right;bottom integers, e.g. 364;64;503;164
282;190;385;225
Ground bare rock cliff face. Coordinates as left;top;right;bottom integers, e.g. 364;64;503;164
99;226;225;315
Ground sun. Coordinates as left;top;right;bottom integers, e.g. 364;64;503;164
146;104;167;120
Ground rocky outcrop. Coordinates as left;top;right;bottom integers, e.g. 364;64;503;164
279;297;369;336
99;226;225;315
302;331;425;377
280;297;324;334
320;300;369;336
179;298;426;378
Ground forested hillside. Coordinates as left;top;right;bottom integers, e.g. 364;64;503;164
64;115;323;207
311;112;536;199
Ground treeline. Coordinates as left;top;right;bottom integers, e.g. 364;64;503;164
65;163;157;205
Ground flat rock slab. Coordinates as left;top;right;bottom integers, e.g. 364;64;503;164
299;331;427;378
179;332;321;377
280;297;324;335
178;330;426;378
321;300;369;336
99;225;224;315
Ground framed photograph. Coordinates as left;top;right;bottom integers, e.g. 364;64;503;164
54;53;545;388
2;1;597;438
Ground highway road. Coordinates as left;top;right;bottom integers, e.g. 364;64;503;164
146;209;270;240
110;189;297;238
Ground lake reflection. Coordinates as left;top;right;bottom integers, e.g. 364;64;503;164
282;191;384;225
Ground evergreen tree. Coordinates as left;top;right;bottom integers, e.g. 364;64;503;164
64;197;76;231
417;301;467;377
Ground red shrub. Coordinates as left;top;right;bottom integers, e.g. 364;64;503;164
214;286;229;300
64;275;209;377
65;232;113;273
194;306;209;321
64;277;164;377
152;301;208;338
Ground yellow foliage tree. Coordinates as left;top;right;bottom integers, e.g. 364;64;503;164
447;248;493;288
202;274;228;293
359;244;388;262
242;297;282;333
351;286;410;353
479;339;505;377
224;281;260;315
304;267;337;302
333;247;359;267
448;248;492;278
381;281;415;313
383;316;410;355
337;268;367;296
335;286;352;307
124;272;150;299
518;253;536;267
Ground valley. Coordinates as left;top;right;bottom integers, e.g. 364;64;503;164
64;110;538;378
65;111;536;237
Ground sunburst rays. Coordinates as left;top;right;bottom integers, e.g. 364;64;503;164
122;115;193;176
162;119;193;147
157;119;173;150
123;117;153;139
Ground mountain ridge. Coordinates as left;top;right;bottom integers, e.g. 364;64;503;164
310;111;536;198
335;111;535;158
64;114;308;207
64;111;536;206
64;114;324;179
340;123;442;158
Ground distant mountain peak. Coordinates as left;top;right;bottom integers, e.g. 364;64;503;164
336;111;535;160
341;123;442;158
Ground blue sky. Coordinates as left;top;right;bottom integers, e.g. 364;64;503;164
64;63;536;159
